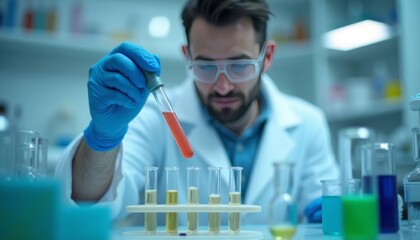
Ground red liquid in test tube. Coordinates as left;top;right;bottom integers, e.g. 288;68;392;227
163;112;194;159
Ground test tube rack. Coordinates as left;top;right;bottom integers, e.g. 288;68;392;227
124;204;263;239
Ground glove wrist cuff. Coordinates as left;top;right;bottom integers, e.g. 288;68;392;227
83;121;127;151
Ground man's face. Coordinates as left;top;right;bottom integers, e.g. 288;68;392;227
188;17;263;124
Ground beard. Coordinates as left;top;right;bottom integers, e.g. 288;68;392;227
197;78;261;124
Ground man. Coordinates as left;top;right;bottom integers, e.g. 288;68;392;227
55;0;339;225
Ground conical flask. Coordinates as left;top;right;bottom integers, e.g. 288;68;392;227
404;93;420;230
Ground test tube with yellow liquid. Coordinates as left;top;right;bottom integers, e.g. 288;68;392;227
208;167;222;234
165;167;179;234
187;167;200;233
144;166;158;233
229;167;243;234
269;162;297;240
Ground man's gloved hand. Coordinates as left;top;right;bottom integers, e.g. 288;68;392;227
84;42;161;151
304;197;322;223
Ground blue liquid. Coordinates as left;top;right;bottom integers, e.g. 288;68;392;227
322;195;342;235
363;175;399;233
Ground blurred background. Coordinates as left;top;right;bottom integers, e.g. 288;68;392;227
0;0;419;200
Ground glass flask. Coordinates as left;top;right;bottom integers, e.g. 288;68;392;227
404;128;420;229
404;93;420;230
269;162;297;240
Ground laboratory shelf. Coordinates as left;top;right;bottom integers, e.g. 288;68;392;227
126;204;261;213
325;99;402;123
0;29;183;61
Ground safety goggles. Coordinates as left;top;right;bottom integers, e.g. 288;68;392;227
187;44;267;84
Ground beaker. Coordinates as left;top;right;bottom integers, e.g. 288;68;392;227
228;166;242;234
186;166;200;234
269;162;297;240
165;167;179;234
144;166;158;233
362;143;399;233
208;167;222;234
321;179;360;235
14;130;39;179
338;127;378;240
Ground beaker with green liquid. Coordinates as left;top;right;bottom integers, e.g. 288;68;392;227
339;127;378;240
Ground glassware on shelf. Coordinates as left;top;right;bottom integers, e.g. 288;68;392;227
404;93;420;230
269;162;297;240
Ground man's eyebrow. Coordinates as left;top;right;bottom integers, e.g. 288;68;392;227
194;54;252;61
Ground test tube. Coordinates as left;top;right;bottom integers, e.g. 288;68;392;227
144;166;158;234
208;167;222;234
144;71;194;159
229;166;242;233
165;167;179;234
187;167;200;233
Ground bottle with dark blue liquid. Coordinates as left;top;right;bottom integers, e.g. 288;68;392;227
362;142;399;233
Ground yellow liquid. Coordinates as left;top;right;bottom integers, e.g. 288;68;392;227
229;192;241;233
187;187;199;233
270;225;296;240
208;194;221;234
166;190;178;234
145;190;157;233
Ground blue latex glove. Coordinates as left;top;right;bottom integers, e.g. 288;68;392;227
84;42;161;151
304;197;322;223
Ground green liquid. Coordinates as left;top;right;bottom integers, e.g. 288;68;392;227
187;187;199;233
229;192;241;233
342;195;378;240
166;190;178;234
208;194;221;234
145;190;157;233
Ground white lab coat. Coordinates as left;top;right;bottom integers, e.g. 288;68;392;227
55;74;339;225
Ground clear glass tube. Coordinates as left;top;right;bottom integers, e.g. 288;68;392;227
186;167;200;234
165;167;179;234
269;162;297;240
37;137;48;178
229;166;242;234
144;166;158;233
144;70;194;159
208;167;222;234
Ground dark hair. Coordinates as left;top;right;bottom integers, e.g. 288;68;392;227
181;0;271;48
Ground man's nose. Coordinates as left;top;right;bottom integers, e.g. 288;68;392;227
213;72;234;95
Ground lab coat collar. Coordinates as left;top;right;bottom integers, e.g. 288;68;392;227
171;74;302;198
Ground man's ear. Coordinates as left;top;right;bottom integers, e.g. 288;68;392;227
262;40;277;72
181;45;188;59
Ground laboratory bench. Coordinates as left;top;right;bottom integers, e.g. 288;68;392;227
111;222;419;240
